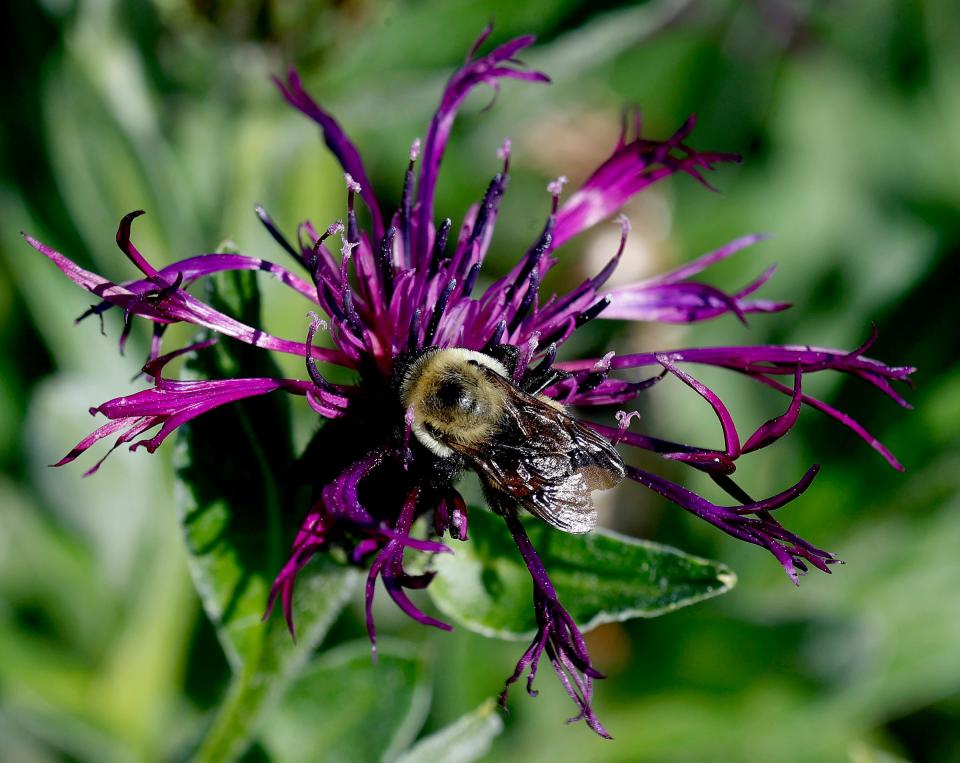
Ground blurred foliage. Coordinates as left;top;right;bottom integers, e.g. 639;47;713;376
1;0;958;762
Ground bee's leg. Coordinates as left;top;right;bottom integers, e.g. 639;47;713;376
524;368;573;395
483;485;516;519
426;453;466;490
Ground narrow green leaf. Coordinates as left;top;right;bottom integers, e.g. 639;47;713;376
173;269;359;763
260;640;432;763
428;508;736;640
395;699;503;763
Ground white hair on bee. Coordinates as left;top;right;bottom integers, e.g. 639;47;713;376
410;421;454;458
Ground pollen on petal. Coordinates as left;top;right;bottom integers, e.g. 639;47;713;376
344;173;362;194
595;351;615;371
614;212;632;236
307;311;329;334
340;236;359;260
613;410;641;444
547;175;568;197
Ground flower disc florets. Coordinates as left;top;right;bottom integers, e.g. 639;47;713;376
24;26;914;737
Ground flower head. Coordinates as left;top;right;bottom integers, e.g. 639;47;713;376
24;27;913;735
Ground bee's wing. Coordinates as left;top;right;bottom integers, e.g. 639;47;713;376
468;438;599;534
561;413;627;491
452;373;625;534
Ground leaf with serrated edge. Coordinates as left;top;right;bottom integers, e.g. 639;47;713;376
428;508;736;640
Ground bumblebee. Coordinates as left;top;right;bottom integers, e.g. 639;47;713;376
399;348;625;534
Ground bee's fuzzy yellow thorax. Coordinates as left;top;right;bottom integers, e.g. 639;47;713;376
401;349;510;458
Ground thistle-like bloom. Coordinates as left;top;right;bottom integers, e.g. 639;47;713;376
25;28;913;737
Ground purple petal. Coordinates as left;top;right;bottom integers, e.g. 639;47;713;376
636;234;769;287
364;487;453;650
656;353;740;458
414;33;548;265
553;115;740;247
742;367;803;453
115;211;164;281
57;376;321;471
627;464;832;582
600;236;790;325
498;509;611;739
51;418;131;468
753;373;905;471
24;228;354;366
144;253;318;303
141;338;218;381
274;70;384;240
555;340;911;468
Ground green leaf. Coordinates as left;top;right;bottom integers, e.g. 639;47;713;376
173;269;359;763
395;699;503;763
260;640;432;763
427;508;735;640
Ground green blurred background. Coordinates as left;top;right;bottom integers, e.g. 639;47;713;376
2;1;959;761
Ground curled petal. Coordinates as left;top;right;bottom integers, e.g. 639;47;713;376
415;32;549;265
274;70;384;239
553;115;740;247
499;509;610;738
627;464;833;583
742;367;803;453
657;354;740;459
364;488;452;656
56;377;321;471
23;228;353;365
753;372;904;471
558;339;912;468
265;511;331;638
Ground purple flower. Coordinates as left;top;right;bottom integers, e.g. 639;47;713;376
24;27;913;736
